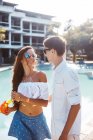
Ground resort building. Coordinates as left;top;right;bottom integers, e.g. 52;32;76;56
0;0;54;64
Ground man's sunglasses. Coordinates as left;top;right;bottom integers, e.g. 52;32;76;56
43;48;51;54
24;52;36;59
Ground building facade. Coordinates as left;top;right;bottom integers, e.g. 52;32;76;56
0;0;54;64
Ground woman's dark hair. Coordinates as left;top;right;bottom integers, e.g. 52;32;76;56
43;36;66;56
12;46;33;91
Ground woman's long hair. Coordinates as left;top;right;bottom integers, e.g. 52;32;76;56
12;46;32;91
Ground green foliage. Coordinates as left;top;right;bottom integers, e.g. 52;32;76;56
45;22;61;37
0;28;6;41
63;19;93;61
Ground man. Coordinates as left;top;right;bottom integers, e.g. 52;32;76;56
43;36;81;140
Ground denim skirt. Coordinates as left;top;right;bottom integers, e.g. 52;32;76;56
8;111;51;140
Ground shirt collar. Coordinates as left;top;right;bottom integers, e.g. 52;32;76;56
54;59;67;73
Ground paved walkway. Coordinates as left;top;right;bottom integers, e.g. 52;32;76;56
80;118;93;140
0;66;12;72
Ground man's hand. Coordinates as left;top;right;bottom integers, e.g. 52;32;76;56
59;133;67;140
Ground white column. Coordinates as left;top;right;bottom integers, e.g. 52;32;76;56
30;22;32;34
30;23;32;45
44;25;47;35
21;34;23;47
9;49;11;58
20;19;23;47
30;36;32;46
20;19;23;32
8;14;11;59
9;31;11;46
9;14;11;29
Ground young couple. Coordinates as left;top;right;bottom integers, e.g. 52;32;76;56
4;36;81;140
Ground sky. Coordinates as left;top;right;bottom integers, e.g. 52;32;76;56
4;0;93;27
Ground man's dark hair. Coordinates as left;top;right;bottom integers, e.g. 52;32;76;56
43;36;66;56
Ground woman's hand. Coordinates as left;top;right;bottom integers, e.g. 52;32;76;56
11;91;21;102
3;107;13;115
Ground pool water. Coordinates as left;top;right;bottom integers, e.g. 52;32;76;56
0;64;93;130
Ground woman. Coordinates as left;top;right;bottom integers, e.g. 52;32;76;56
5;46;51;140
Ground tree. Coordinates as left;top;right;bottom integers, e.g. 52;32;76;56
64;19;93;62
45;22;61;37
0;28;6;41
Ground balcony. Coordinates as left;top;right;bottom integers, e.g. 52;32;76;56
23;21;30;33
0;12;9;27
32;23;44;34
11;17;21;30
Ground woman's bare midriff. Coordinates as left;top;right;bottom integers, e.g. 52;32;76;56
18;72;44;116
19;102;43;117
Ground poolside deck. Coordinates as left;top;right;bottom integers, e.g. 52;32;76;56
80;118;93;140
84;61;93;64
0;66;12;72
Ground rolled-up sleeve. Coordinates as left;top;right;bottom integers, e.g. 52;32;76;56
63;69;81;105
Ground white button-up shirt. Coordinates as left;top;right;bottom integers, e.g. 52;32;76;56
51;60;81;140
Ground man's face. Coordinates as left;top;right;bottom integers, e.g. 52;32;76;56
43;47;54;64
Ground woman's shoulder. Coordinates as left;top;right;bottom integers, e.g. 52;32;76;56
37;71;47;82
37;71;46;76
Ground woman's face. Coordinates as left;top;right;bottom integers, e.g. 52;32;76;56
22;49;37;68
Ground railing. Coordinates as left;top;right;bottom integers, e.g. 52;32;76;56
23;42;30;46
1;40;9;44
11;25;21;30
11;41;21;45
67;54;87;61
23;29;30;32
32;30;44;34
32;43;43;46
0;21;9;27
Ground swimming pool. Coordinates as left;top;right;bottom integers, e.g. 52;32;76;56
0;64;93;132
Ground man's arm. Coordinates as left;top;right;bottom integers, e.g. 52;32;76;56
59;104;80;140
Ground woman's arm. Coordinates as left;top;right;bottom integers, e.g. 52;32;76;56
12;91;48;107
12;72;48;107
